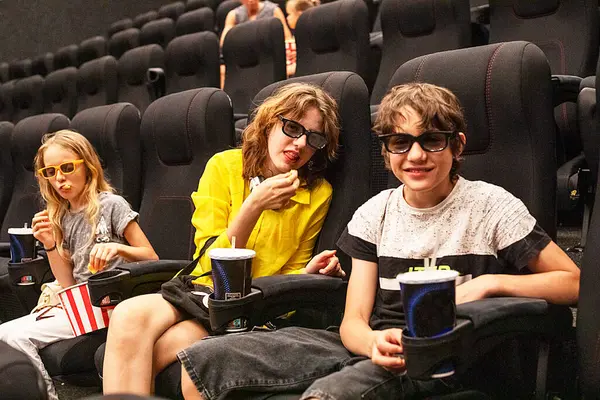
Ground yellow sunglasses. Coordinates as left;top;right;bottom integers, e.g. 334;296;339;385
38;159;84;179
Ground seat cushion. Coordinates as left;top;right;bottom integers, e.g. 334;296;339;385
41;329;107;378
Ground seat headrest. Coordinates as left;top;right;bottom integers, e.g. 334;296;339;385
9;59;32;80
108;18;133;37
78;56;118;96
118;45;164;85
78;36;108;65
159;1;185;20
54;44;79;69
44;67;77;103
134;10;159;28
224;18;283;69
108;28;141;59
395;0;436;37
140;18;176;47
31;53;53;76
512;0;559;18
12;75;43;109
186;0;213;11
142;88;229;165
12;114;70;171
176;8;215;36
166;32;219;76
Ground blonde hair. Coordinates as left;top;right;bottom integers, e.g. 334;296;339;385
33;130;114;257
373;83;467;181
287;0;319;12
242;82;340;187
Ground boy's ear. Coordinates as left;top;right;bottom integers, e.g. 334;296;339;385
457;132;466;156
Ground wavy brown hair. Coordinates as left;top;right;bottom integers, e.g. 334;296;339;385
242;82;340;187
373;83;467;181
34;130;114;257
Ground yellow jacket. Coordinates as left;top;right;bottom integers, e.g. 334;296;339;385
189;149;333;286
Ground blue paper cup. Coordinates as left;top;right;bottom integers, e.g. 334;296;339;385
209;248;255;332
397;270;459;378
8;227;36;263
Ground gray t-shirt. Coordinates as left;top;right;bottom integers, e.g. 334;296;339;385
62;192;138;283
234;0;278;24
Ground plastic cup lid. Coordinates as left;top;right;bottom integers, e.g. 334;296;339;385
396;270;459;284
8;227;33;235
209;248;256;260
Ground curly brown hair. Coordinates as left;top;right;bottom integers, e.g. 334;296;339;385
373;83;467;181
242;82;340;187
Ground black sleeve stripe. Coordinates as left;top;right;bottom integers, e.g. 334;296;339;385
337;226;378;263
497;223;551;270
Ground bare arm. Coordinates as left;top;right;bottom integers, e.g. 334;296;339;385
456;241;580;305
32;210;76;288
220;11;237;47
273;7;293;41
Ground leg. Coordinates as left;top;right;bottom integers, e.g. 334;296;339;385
182;363;204;400
152;319;209;376
302;359;456;400
0;307;75;400
178;326;352;400
102;293;184;395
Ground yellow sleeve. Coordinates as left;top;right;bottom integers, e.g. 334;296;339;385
188;154;233;284
280;180;333;275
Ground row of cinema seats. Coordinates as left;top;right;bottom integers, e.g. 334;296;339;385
0;40;595;399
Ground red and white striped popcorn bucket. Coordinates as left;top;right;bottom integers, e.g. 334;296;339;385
57;282;115;336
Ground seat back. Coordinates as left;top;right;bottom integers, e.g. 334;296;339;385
108;28;141;59
0;122;14;226
165;32;220;94
249;71;372;270
118;45;165;114
186;0;216;11
43;67;78;118
223;18;286;115
71;103;142;210
0;81;16;123
158;1;186;20
0;62;9;83
1;114;70;241
139;89;234;259
133;10;159;29
78;36;108;66
9;59;32;81
140;18;176;48
386;41;557;239
108;18;134;37
216;0;241;35
176;8;215;36
54;44;79;70
12;75;45;123
294;0;370;85
31;53;54;77
77;56;119;112
370;0;471;105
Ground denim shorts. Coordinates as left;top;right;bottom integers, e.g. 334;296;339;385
178;326;456;400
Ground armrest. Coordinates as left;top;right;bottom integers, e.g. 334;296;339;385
470;4;489;24
146;67;166;101
580;76;595;90
87;259;188;307
209;274;347;333
401;297;572;380
552;75;584;106
7;256;53;287
557;153;587;211
0;242;10;258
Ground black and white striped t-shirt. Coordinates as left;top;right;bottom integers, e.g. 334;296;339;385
336;177;551;331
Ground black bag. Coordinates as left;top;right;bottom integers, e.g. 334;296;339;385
160;237;217;328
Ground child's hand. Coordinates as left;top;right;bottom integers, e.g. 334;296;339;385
370;329;406;373
88;243;122;274
305;250;345;277
31;210;55;249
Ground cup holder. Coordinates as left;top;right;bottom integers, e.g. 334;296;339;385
8;257;51;286
87;268;132;307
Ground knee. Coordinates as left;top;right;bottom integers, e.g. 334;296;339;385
108;296;159;340
0;324;32;352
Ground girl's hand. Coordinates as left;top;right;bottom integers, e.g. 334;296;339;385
31;210;55;249
370;329;406;373
88;243;122;274
248;170;300;211
305;249;345;277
